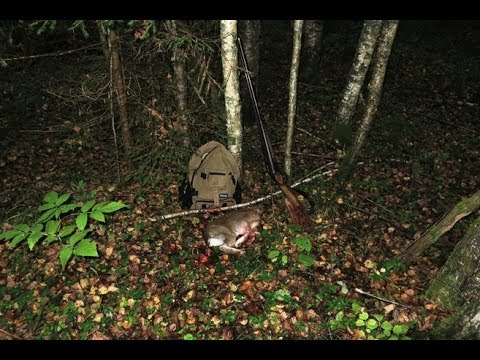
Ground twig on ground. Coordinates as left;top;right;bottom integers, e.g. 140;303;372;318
354;287;412;309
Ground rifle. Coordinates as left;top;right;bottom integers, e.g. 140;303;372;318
237;37;314;230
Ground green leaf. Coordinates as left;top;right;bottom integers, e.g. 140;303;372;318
383;329;392;337
366;319;378;330
92;201;107;211
45;235;58;244
81;200;96;213
336;280;349;294
184;334;196;340
60;204;79;214
69;231;89;246
44;191;58;203
393;324;407;335
55;193;71;206
335;311;344;321
76;213;88;231
15;224;30;232
0;229;23;241
359;312;369;321
9;233;27;248
27;232;44;250
381;321;393;331
355;319;365;327
294;236;312;252
373;314;384;322
31;223;43;233
73;239;98;257
37;208;56;223
38;202;57;212
352;302;363;314
46;220;59;235
268;250;280;259
97;201;127;213
281;255;288;265
60;245;73;270
59;225;77;238
90;211;105;222
298;253;315;266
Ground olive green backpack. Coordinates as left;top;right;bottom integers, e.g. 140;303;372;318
179;141;242;210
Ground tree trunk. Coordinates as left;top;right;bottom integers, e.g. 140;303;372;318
426;215;480;339
238;20;261;126
302;20;323;79
96;20;110;60
109;27;133;151
220;20;243;173
334;20;382;131
166;20;189;137
398;189;480;263
284;20;304;178
339;20;398;180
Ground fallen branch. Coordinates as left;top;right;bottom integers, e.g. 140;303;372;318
1;43;102;62
0;327;22;340
397;189;480;263
151;164;336;221
354;287;412;309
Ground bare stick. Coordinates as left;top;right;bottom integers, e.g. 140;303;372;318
0;327;22;340
354;287;412;309
151;166;336;221
1;43;102;62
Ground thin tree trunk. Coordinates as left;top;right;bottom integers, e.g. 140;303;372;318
398;189;480;263
220;20;243;173
108;27;133;151
166;20;189;136
335;20;382;128
238;20;261;126
284;20;304;178
302;20;323;79
96;20;109;60
426;215;480;339
339;20;398;179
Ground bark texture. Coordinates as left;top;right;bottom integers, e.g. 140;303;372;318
398;189;480;262
238;20;261;126
284;20;304;178
302;20;323;79
220;20;243;173
109;27;133;150
335;20;382;127
167;20;189;134
427;215;480;339
340;20;398;179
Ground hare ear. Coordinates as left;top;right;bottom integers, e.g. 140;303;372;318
208;237;224;247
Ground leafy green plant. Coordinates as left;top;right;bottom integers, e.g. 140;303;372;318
351;303;410;340
294;236;315;267
329;301;411;340
0;190;127;270
370;258;406;281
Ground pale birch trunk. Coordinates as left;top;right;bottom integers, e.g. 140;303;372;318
426;215;480;339
166;20;189;136
220;20;243;173
284;20;304;178
335;20;382;127
340;20;398;179
302;20;323;78
109;27;133;151
239;20;261;125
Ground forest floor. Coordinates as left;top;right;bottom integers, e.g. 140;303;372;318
1;20;480;340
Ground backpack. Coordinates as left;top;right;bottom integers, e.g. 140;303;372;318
179;141;242;210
